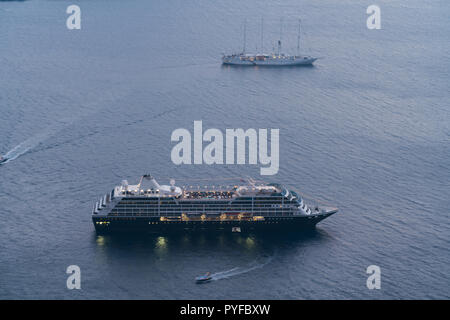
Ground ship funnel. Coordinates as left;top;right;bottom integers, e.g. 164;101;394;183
121;180;128;192
150;177;161;189
140;175;161;191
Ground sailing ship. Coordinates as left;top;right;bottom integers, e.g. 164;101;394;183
222;18;317;66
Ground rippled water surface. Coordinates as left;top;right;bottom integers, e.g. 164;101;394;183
0;0;449;299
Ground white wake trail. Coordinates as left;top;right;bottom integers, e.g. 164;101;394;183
210;255;274;281
1;90;134;165
2;131;53;164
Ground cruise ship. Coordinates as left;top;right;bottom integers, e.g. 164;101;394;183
92;175;338;234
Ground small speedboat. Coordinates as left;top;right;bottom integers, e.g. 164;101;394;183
195;272;212;284
0;155;6;164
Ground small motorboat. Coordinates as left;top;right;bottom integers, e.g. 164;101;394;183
195;272;212;284
0;155;7;164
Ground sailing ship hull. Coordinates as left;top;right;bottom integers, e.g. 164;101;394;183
222;57;317;66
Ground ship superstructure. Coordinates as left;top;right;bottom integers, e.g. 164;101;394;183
92;175;337;234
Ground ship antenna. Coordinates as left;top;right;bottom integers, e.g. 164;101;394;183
297;19;301;56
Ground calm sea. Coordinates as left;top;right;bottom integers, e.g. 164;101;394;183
0;0;449;299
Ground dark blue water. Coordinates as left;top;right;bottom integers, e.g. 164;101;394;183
0;0;449;299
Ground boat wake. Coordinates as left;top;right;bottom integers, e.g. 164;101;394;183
1;105;179;166
1;131;52;165
0;90;136;166
210;255;274;281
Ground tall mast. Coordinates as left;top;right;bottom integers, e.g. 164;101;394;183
297;19;301;56
278;18;283;56
260;17;264;53
243;19;247;54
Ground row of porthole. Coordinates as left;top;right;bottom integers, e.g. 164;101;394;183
103;217;295;220
98;217;296;223
98;220;293;225
155;221;282;224
96;217;136;221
